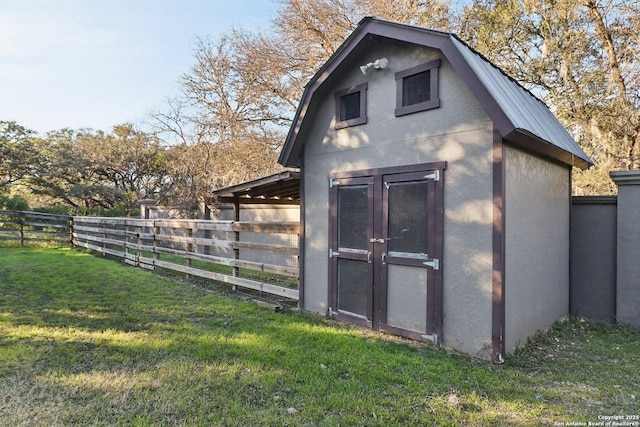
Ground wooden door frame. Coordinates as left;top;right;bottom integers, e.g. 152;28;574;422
378;170;440;342
328;161;446;343
328;176;375;327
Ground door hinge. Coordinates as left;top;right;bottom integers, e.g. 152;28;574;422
421;334;439;345
329;178;340;188
328;307;336;319
422;258;440;270
329;249;340;258
424;170;440;181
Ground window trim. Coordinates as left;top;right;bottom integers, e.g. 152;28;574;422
335;82;368;129
395;59;440;117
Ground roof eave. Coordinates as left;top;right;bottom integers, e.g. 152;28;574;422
505;129;593;170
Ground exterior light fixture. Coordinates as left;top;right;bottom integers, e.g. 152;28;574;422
360;57;388;75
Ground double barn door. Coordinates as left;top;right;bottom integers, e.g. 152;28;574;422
328;163;445;343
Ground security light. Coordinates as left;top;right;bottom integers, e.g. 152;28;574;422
360;57;388;75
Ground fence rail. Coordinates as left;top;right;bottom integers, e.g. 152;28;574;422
72;216;300;301
0;210;72;245
0;211;300;301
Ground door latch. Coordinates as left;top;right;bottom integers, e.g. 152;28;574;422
369;238;385;244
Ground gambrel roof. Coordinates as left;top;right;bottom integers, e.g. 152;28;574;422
278;17;592;170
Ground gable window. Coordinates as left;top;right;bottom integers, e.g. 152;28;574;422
335;83;367;129
395;59;440;117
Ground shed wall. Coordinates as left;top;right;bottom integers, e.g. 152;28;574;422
302;40;495;357
504;146;570;352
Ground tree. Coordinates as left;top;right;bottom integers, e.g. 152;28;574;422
0;121;41;192
31;125;168;214
163;0;640;196
151;0;454;213
458;0;640;194
88;124;168;214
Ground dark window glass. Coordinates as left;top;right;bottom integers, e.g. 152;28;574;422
338;185;368;250
387;181;428;254
340;91;361;121
395;59;440;116
402;70;430;107
337;258;368;316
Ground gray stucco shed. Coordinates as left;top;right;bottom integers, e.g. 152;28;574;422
279;17;591;361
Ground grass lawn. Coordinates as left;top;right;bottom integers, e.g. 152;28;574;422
1;247;638;426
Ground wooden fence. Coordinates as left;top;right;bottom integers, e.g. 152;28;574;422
72;216;300;301
0;210;72;245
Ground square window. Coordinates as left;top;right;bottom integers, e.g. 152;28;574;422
335;83;367;129
395;59;440;117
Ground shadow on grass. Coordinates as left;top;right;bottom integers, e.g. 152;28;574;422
1;247;638;426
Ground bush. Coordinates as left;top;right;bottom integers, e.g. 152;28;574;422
0;195;29;211
34;204;140;217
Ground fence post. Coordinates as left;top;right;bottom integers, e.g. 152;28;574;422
610;170;640;327
124;219;130;265
19;214;24;246
101;220;106;256
153;221;160;271
204;204;212;256
186;225;193;279
136;220;142;268
232;197;240;291
69;216;74;246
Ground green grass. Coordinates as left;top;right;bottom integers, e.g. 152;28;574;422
1;247;638;426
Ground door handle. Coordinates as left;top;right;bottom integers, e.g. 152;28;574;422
367;252;372;263
381;253;386;264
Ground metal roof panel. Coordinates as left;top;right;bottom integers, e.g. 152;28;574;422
449;37;591;165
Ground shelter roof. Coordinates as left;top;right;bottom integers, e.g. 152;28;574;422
211;170;300;205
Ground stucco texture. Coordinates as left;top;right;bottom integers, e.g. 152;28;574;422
504;146;570;352
301;40;496;357
611;171;640;327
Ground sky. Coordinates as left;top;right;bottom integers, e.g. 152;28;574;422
0;0;281;135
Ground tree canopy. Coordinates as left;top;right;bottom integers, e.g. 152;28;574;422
3;0;638;215
459;0;640;193
155;0;638;195
0;121;41;192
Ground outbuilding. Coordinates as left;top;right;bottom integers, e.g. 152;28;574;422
278;17;592;361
